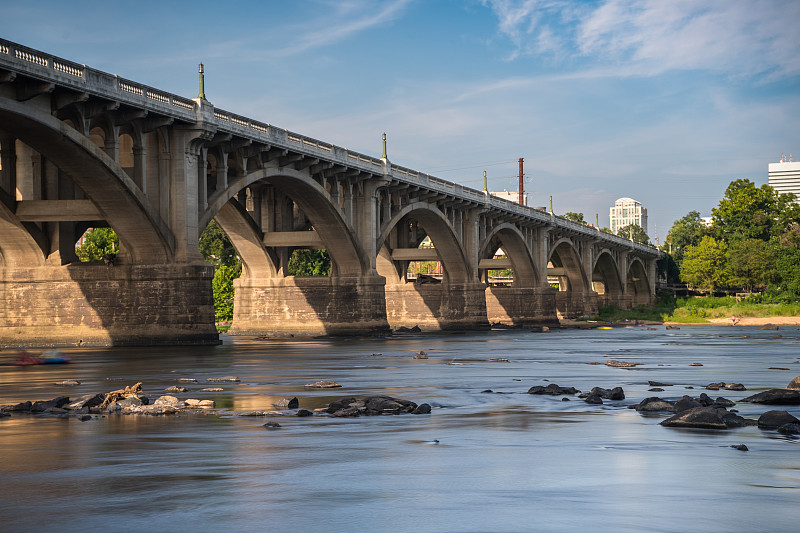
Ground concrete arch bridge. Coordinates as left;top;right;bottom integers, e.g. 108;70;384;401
0;40;663;346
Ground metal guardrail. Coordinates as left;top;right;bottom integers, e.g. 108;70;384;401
0;37;661;257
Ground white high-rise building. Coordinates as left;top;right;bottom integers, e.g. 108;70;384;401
610;197;647;234
768;155;800;199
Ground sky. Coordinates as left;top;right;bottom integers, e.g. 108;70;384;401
2;0;799;242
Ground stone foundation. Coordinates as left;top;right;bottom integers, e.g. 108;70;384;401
0;263;218;347
555;291;599;319
231;275;391;337
485;286;559;327
384;281;490;331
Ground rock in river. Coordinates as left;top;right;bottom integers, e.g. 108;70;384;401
740;389;800;405
757;410;800;429
325;396;429;417
305;380;342;388
527;384;580;395
660;407;750;430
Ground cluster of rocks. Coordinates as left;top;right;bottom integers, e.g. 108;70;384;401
0;382;216;418
325;396;431;417
705;382;746;391
527;383;625;405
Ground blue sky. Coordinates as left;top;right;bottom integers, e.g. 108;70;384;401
3;0;798;242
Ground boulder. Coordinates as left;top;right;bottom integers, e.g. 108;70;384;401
706;382;726;390
724;383;746;391
648;381;673;387
154;395;185;407
673;396;702;413
590;386;625;400
200;388;224;392
178;378;197;383
757;410;800;429
584;394;603;405
30;396;71;413
661;407;749;430
741;389;800;405
65;394;104;411
635;397;675;412
325;396;425;417
714;397;736;408
305;380;342;388
273;397;299;409
2;401;33;412
164;386;188;393
527;384;580;395
787;376;800;390
128;404;177;415
185;399;215;408
297;409;314;417
206;376;240;382
55;380;81;386
758;324;779;330
412;403;432;414
264;422;281;429
778;423;800;435
730;444;749;451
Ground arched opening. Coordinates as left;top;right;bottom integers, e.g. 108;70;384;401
548;240;590;318
592;251;624;308
377;205;486;331
627;259;651;306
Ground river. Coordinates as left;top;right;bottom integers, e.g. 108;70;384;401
1;325;799;532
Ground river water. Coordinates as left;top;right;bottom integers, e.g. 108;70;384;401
1;326;799;532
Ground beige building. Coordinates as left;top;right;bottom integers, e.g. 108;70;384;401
610;197;647;234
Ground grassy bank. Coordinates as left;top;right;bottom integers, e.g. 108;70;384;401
593;294;800;323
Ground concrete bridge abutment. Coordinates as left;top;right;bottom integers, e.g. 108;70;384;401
0;263;217;347
230;274;391;337
485;286;559;327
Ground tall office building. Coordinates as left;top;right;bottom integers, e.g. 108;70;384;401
610;197;647;234
768;155;800;199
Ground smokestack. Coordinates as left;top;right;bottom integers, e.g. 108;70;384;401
518;158;524;205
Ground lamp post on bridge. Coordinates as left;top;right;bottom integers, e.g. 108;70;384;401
198;63;206;100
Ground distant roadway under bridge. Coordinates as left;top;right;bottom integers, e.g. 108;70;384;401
0;39;664;346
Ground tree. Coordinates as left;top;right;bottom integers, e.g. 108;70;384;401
726;238;777;292
200;220;238;266
617;223;650;245
212;263;241;321
711;179;800;243
563;212;586;224
75;227;119;262
288;249;330;276
665;210;707;265
680;236;729;292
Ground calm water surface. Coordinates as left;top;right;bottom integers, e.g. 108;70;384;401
2;326;799;532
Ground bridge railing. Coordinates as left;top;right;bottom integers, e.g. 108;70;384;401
0;38;196;120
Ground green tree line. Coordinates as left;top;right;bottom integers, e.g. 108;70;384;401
665;179;800;296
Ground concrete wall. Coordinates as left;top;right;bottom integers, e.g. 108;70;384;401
0;264;217;347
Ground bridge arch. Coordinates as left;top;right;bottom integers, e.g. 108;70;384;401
377;202;471;283
0;98;174;264
205;166;371;277
478;223;539;286
591;249;624;307
548;238;591;318
627;257;652;306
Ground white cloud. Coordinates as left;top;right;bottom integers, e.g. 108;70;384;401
483;0;800;79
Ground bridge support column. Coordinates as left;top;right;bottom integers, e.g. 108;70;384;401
0;263;218;347
555;290;599;318
384;281;490;331
485;286;559;327
230;274;391;337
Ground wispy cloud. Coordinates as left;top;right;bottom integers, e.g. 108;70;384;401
273;0;414;57
483;0;800;79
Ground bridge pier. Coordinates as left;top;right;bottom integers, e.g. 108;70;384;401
230;274;391;336
485;286;559;327
384;281;490;331
0;263;218;347
555;291;599;319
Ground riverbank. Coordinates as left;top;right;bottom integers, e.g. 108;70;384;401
560;316;800;327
